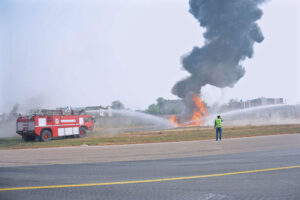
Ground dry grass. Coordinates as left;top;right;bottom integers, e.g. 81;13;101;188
1;124;300;149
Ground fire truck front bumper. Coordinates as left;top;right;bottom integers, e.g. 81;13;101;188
16;131;36;136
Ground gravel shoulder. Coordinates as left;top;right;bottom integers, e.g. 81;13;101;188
1;133;299;167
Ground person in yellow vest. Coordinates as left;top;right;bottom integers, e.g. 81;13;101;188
214;115;223;141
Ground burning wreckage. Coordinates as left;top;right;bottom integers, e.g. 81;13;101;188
169;94;207;127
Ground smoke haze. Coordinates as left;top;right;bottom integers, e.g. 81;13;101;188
172;0;265;99
0;0;299;114
0;0;204;113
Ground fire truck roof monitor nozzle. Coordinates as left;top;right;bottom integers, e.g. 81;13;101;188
172;0;265;99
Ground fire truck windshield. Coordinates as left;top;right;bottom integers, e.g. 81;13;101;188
84;117;93;122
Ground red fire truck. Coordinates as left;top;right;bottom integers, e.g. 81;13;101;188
16;109;95;142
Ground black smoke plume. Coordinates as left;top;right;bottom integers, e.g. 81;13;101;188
172;0;265;100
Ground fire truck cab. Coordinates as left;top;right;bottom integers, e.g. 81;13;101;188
16;110;94;142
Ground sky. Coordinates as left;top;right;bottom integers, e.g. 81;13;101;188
0;0;299;113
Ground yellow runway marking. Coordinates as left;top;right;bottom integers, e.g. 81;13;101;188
1;165;299;191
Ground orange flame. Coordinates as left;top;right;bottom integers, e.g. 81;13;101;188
192;94;207;116
169;94;207;127
188;94;207;126
169;115;179;126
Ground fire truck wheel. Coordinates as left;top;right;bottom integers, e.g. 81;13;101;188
78;127;87;138
40;130;52;142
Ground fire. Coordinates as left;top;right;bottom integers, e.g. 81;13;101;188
192;94;207;116
169;94;207;127
169;115;179;126
188;94;207;126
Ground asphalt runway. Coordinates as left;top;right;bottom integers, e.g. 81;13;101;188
1;135;300;199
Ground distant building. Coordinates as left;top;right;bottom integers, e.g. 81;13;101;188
218;97;285;113
228;99;243;110
243;97;284;109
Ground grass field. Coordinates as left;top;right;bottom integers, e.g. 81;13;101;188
1;124;300;149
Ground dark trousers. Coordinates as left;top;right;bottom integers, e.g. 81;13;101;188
216;127;222;141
